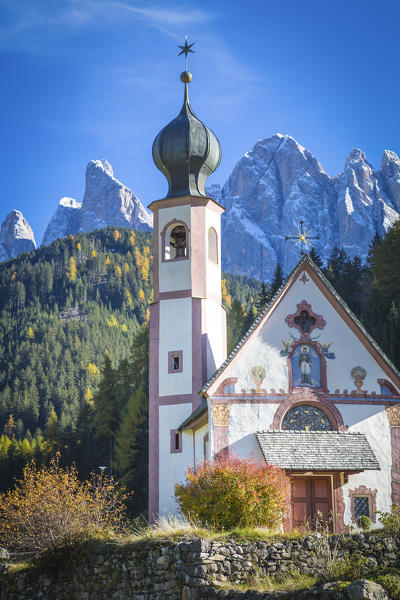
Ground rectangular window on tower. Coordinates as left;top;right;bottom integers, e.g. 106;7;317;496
168;350;183;373
170;429;182;453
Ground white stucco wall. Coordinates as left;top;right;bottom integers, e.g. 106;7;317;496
194;423;209;465
159;298;192;397
228;403;276;461
158;403;193;516
338;404;392;526
159;205;191;293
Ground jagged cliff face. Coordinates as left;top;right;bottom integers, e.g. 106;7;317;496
0;210;36;260
42;197;82;246
41;160;152;245
79;160;152;233
217;134;400;281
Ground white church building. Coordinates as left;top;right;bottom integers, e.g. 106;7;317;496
148;64;400;532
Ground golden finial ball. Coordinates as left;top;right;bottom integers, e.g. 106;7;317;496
180;71;192;83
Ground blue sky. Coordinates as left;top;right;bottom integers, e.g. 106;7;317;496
1;0;400;243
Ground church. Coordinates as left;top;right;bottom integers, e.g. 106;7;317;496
148;56;400;532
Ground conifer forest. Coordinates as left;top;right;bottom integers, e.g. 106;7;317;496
0;222;399;516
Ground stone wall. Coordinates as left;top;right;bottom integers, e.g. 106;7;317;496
0;534;398;600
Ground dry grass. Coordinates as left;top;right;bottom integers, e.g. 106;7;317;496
119;514;304;545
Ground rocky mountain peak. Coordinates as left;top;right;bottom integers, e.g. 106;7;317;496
42;197;82;246
221;134;400;281
0;210;36;259
80;159;152;233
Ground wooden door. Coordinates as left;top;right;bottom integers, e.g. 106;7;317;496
291;476;332;530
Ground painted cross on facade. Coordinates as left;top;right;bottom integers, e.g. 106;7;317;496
285;220;320;255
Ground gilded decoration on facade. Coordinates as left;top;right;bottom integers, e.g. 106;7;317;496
212;404;231;427
280;338;335;360
386;405;400;427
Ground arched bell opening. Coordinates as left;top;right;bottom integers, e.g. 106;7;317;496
161;220;189;261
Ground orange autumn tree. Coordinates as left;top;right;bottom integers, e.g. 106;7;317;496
0;455;129;555
175;454;290;530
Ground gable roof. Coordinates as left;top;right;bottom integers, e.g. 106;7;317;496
200;254;400;396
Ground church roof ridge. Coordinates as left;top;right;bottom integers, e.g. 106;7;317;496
200;254;400;396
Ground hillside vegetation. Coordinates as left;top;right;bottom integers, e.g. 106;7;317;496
0;222;399;514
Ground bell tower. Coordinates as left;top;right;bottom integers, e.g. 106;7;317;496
149;44;226;518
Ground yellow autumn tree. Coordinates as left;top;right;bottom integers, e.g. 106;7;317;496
67;257;77;281
76;242;82;252
26;326;35;340
0;455;128;555
114;265;122;279
129;231;136;246
124;262;129;273
138;288;145;303
86;363;99;378
106;256;111;268
85;387;94;401
113;229;121;243
125;289;133;308
221;279;232;307
91;249;97;258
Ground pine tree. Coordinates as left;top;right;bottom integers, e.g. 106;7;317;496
227;300;246;353
309;247;323;268
267;263;284;301
255;282;269;313
4;414;16;438
92;353;119;472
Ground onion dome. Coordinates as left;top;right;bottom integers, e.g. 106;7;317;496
152;71;221;198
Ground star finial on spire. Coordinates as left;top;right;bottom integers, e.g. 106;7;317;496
285;220;320;255
178;37;195;71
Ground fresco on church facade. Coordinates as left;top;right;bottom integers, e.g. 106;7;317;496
351;366;367;394
280;337;335;360
291;344;321;388
250;366;266;392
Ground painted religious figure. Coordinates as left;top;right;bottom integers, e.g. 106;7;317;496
291;344;321;388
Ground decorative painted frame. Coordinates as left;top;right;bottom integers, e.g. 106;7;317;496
271;390;347;431
168;350;183;374
348;485;377;523
378;379;399;396
288;341;328;393
170;429;182;454
216;377;238;395
160;219;190;262
285;300;326;339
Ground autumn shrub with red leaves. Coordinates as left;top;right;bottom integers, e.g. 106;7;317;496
174;454;290;531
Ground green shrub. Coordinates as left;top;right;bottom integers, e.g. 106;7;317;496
375;570;400;600
359;515;372;531
174;454;290;531
379;504;400;536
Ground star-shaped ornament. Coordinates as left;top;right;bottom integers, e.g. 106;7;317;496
178;39;195;57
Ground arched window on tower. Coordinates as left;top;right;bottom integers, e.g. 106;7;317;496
208;227;218;263
162;221;188;261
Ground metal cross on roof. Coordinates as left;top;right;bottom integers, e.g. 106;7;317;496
178;37;195;70
285;220;320;255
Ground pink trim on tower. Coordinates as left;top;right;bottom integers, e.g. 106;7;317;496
160;219;190;263
152;211;159;300
148;302;160;522
270;390;347;431
201;300;208;384
159;394;195;405
192;298;203;410
159;289;192;300
168;350;183;373
148;195;225;213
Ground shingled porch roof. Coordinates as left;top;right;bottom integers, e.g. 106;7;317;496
256;430;380;471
